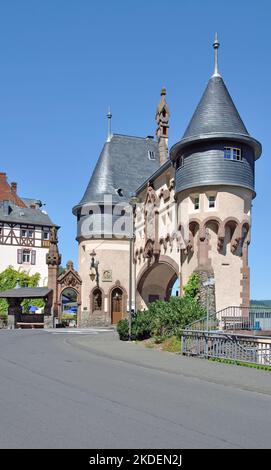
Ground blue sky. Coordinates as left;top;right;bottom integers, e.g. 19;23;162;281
0;0;270;299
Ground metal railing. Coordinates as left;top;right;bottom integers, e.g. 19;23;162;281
180;330;271;366
184;312;219;332
185;305;271;333
217;306;271;332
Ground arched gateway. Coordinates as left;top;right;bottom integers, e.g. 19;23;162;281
57;261;82;326
137;256;179;308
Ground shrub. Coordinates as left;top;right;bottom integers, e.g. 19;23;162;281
117;273;205;342
149;296;205;340
132;311;153;340
117;319;130;341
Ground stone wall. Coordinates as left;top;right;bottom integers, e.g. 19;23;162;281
79;310;111;328
44;315;54;328
197;271;216;315
0;316;7;329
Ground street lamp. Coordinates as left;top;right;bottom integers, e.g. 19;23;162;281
128;192;139;341
202;276;215;332
89;250;99;286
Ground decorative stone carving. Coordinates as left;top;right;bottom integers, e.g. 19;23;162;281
143;185;160;259
102;269;113;282
57;260;82;293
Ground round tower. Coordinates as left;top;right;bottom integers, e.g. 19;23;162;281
72;112;160;326
170;35;262;313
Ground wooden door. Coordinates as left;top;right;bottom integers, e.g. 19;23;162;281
111;288;123;324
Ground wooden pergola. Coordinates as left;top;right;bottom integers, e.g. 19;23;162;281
0;287;53;329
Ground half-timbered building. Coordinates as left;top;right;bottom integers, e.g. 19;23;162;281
0;172;57;286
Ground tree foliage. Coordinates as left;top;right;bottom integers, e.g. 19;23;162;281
0;266;44;315
182;272;200;301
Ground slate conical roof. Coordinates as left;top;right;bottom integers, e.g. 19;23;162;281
182;75;249;139
72;134;160;213
171;70;261;160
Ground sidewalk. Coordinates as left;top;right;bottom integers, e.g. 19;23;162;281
70;331;271;396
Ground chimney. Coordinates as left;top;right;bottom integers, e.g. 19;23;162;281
0;172;7;183
11;182;17;193
3;200;10;216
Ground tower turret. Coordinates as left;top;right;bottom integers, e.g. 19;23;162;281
171;34;261;194
156;87;170;165
170;35;262;313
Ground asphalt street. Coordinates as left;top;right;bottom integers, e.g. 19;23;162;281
0;329;270;449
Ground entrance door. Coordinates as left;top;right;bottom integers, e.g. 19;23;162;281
111;288;123;324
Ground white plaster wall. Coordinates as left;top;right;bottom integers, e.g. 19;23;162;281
0;244;49;286
78;239;130;320
178;185;252;311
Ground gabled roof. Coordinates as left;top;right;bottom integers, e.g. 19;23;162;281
0;173;26;207
0;201;56;226
73;134;160;212
0;172;56;227
0;287;52;298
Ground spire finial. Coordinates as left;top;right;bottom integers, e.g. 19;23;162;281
212;32;221;77
161;87;166;96
107;106;112;142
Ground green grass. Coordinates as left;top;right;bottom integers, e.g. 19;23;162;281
161;336;181;353
209;357;271;371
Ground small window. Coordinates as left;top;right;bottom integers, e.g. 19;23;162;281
21;229;27;238
148;150;155;160
22;249;31;263
224;147;242;161
93;288;102;311
28;230;34;238
116;188;124;197
194;196;200;211
43;230;49;240
179;156;184;168
208;195;216;209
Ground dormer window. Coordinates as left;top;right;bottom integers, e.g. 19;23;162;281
148;150;155;160
116;188;124;197
224;147;242;161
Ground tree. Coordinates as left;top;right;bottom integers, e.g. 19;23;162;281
0;266;44;315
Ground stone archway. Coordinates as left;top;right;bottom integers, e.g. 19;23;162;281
57;261;82;326
137;256;179;309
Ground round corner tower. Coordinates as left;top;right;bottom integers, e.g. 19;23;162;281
170;35;262;313
73;112;161;326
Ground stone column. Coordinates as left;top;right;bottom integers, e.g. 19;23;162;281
46;227;61;325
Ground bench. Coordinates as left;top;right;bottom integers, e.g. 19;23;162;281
16;322;44;329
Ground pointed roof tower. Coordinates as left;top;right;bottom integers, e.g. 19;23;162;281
156;87;170;165
171;34;261;161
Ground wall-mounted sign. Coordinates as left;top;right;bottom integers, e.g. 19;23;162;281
102;269;112;282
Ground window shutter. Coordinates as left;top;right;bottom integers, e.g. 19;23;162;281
31;250;36;265
17;249;22;264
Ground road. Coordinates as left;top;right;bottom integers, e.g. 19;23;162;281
0;329;270;449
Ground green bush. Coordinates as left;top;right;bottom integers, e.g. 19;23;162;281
117;318;130;341
117;297;204;342
117;273;205;342
0;266;44;314
149;296;205;341
132;311;153;340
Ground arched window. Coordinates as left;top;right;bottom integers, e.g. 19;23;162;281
92;288;102;311
111;287;123;324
